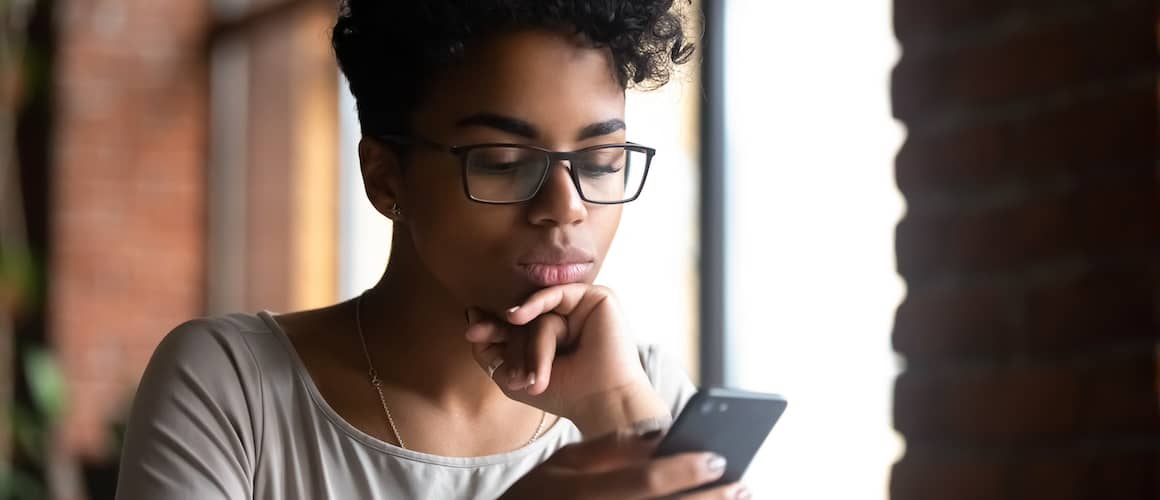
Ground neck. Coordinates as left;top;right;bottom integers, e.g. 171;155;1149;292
358;236;506;415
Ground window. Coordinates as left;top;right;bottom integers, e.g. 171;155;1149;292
207;0;340;314
721;2;905;498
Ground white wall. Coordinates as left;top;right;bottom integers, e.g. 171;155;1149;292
601;73;702;375
338;76;392;300
723;1;906;498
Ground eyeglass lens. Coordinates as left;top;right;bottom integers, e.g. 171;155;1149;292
464;146;648;203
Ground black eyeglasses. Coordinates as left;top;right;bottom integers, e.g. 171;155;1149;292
378;135;656;205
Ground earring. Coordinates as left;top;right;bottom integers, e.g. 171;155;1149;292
390;203;402;217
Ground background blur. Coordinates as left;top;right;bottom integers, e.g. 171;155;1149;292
3;0;1159;499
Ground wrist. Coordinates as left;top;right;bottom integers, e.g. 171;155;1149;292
566;381;671;438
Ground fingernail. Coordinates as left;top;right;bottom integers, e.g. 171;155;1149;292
526;372;536;387
506;305;520;314
637;429;663;441
734;485;751;500
487;358;504;379
507;368;524;390
706;455;727;474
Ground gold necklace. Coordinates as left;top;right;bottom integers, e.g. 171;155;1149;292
354;292;548;451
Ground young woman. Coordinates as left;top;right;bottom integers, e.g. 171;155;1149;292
115;1;749;498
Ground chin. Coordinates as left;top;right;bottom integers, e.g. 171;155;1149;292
459;261;603;314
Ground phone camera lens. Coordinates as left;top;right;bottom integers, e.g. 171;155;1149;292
701;402;713;414
718;402;729;412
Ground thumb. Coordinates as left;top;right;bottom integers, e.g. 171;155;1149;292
549;427;662;473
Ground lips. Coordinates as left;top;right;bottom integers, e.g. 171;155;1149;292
517;262;595;286
516;247;596;287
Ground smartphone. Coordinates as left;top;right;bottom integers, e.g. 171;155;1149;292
653;387;787;492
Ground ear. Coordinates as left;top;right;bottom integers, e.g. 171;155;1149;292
358;137;406;222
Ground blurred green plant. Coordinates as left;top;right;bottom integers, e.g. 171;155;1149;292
1;347;65;500
2;0;52;499
3;0;127;497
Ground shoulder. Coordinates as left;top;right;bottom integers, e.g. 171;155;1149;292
135;313;276;410
116;313;272;499
158;313;267;347
148;314;268;376
636;343;699;418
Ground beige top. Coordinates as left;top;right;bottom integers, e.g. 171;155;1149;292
114;312;696;500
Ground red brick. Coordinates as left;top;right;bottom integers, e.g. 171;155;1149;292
894;0;1006;42
1080;453;1160;499
894;450;1160;500
1010;452;1160;499
897;180;1159;282
893;286;1019;360
893;0;1135;45
894;349;1160;443
1011;456;1086;500
51;0;209;457
891;454;1005;500
896;85;1155;196
896;195;1076;281
896;363;1077;442
1072;181;1160;252
1026;271;1159;354
953;195;1075;268
893;0;1160;497
892;3;1155;122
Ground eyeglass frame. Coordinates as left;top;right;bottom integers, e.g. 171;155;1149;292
376;135;656;205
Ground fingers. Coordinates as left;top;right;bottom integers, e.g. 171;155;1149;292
501;313;566;393
505;284;613;328
465;307;509;343
503;329;534;391
591;452;728;499
466;308;513;384
549;428;660;472
465;319;508;343
470;340;506;382
524;314;563;396
467;306;567;394
677;482;751;500
521;433;745;500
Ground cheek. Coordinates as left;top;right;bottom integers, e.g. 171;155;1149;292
589;206;623;257
408;195;526;307
403;165;625;308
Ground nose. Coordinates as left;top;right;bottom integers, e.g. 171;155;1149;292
527;162;587;226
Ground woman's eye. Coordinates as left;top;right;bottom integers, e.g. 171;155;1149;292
475;161;521;174
578;164;622;177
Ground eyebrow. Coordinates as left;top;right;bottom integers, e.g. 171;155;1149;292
454;113;626;142
456;113;538;139
577;119;626;141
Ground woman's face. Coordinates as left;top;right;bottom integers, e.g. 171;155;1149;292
374;29;628;312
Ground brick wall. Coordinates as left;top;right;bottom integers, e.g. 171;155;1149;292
52;0;208;457
891;1;1160;498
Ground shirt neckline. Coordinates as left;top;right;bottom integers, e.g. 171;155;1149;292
255;309;569;468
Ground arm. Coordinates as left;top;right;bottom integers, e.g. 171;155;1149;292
114;319;261;500
571;343;698;436
465;285;700;440
566;381;672;438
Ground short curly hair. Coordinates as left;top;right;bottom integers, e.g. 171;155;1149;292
332;0;696;137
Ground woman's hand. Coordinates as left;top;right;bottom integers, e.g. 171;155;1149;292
465;284;670;436
500;429;751;500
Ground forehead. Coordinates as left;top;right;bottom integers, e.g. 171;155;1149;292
415;29;626;140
